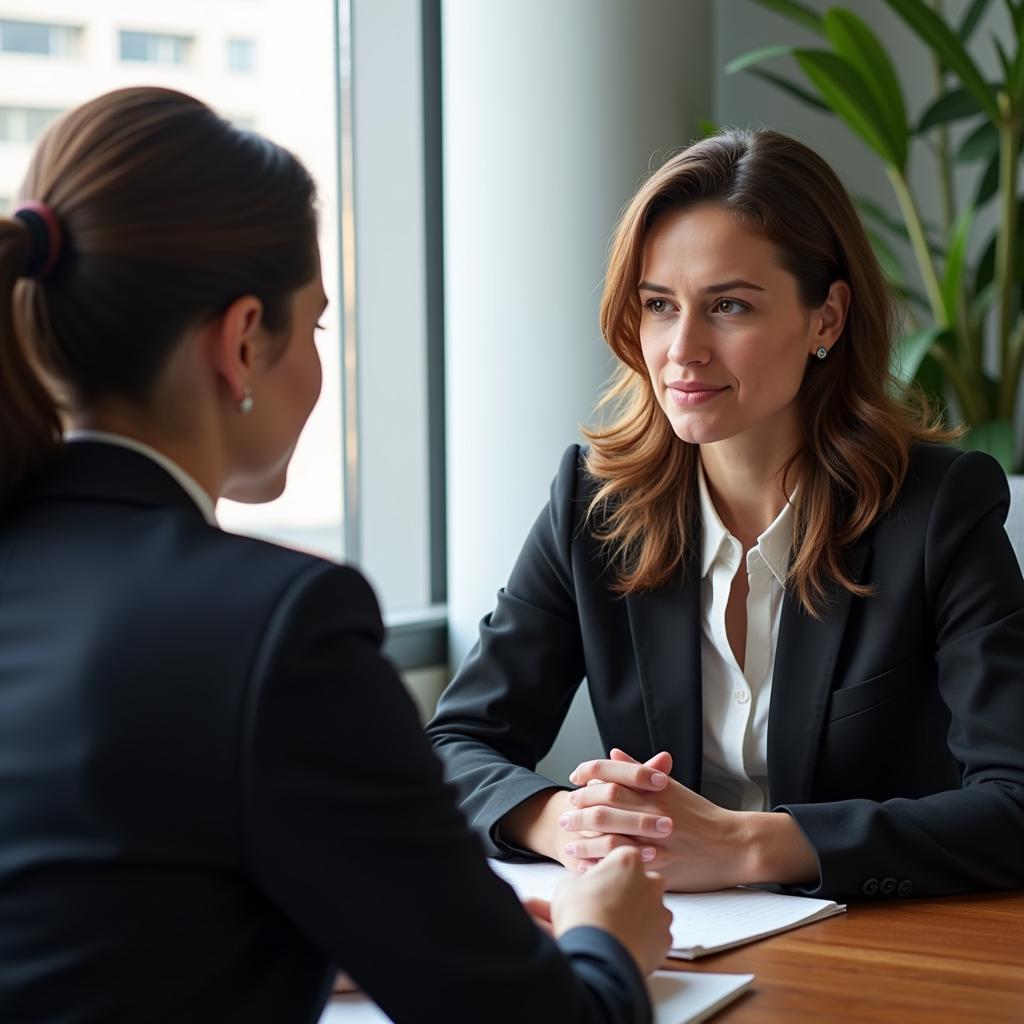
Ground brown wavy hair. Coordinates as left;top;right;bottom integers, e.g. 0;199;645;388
0;86;317;509
584;128;952;617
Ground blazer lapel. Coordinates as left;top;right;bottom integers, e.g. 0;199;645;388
624;553;704;790
767;538;871;805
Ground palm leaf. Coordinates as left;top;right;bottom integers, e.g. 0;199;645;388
956;120;999;162
958;0;993;42
793;50;901;165
824;9;908;168
917;88;983;132
883;0;1001;120
747;68;831;112
745;0;825;35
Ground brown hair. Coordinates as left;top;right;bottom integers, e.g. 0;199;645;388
585;129;951;617
0;86;317;508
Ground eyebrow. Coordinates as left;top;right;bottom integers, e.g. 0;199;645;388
637;278;766;296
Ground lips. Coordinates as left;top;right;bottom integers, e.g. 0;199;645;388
665;381;729;406
667;381;727;393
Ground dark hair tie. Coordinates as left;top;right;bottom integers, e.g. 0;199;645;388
13;201;63;280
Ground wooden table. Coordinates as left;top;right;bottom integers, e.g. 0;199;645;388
671;890;1024;1022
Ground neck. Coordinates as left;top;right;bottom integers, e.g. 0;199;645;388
699;414;802;548
68;404;223;507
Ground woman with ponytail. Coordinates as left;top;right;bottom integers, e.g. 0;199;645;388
0;88;672;1024
428;129;1024;903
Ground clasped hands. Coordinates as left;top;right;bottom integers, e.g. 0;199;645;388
556;748;752;892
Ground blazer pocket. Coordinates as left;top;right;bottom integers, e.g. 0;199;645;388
827;655;928;723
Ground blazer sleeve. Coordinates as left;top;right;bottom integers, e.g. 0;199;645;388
779;450;1024;898
426;444;589;855
239;560;649;1024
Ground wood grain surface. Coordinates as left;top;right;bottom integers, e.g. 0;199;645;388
664;890;1024;1022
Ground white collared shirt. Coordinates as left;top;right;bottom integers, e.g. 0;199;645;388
697;465;793;812
64;430;218;526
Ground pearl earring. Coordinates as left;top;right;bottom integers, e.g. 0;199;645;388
239;386;254;414
816;346;828;360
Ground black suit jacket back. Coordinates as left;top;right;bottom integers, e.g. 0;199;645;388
0;442;650;1024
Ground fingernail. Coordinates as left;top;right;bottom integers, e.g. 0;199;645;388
568;771;578;784
650;771;667;788
578;862;588;874
558;814;570;828
641;847;656;861
655;817;672;834
565;843;576;856
587;778;601;787
568;791;579;806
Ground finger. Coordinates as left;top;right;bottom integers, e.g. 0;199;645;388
559;806;673;838
565;834;657;861
569;758;668;792
610;748;674;777
568;781;654;811
522;896;552;922
609;747;640;764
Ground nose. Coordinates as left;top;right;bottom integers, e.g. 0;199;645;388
666;309;710;367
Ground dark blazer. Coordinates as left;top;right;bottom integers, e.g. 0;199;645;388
0;442;650;1024
427;443;1024;901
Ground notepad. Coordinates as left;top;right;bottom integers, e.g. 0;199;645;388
320;970;754;1024
489;859;846;959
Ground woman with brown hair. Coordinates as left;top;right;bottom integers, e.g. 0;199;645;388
0;87;673;1023
428;128;1024;901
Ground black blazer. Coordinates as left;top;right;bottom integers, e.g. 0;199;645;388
427;443;1024;901
0;442;650;1024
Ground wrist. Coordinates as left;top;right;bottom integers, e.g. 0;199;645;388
499;788;572;860
739;810;819;887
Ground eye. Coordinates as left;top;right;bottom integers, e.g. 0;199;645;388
643;298;671;315
712;298;747;315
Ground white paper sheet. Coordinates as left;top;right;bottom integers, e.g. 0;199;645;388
319;969;754;1024
488;859;845;958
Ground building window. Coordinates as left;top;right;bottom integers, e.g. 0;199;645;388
0;107;63;144
119;30;192;65
227;38;255;73
0;19;81;57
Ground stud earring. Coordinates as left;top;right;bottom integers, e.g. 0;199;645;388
815;346;828;360
239;386;254;414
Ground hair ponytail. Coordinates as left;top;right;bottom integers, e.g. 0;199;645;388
0;216;61;510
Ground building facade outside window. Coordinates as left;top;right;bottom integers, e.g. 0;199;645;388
0;106;63;143
119;30;192;65
0;19;81;57
227;37;255;73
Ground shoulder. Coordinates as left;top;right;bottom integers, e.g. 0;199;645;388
894;442;1010;523
143;519;384;654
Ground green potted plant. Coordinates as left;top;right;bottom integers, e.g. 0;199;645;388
727;0;1024;472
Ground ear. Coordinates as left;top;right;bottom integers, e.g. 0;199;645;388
207;295;265;404
809;280;850;357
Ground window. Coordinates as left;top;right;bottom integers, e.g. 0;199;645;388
0;1;445;669
0;19;81;57
119;30;192;65
0;107;64;144
227;38;255;73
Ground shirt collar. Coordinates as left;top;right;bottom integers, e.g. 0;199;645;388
64;430;218;526
698;463;794;586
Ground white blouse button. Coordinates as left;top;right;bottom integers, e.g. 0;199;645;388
735;689;750;704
